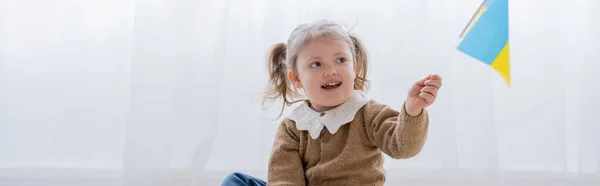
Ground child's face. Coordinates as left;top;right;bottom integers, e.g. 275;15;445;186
289;37;357;112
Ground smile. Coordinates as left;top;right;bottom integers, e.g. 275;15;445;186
321;82;341;89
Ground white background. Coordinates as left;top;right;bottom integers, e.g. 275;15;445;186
1;0;599;185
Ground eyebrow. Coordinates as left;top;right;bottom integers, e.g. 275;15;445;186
307;52;346;61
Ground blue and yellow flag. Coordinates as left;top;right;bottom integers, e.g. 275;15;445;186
457;0;510;87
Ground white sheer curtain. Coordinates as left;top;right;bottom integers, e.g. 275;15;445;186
1;0;599;185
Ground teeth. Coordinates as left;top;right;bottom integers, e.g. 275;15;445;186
324;82;340;86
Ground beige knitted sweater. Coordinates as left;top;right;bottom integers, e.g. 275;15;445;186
267;90;429;186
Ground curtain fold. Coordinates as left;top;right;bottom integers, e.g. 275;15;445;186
124;0;227;185
1;0;599;185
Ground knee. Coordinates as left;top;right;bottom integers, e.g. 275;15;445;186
222;172;265;186
224;172;243;180
222;172;244;185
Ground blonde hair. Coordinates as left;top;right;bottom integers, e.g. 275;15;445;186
263;19;370;119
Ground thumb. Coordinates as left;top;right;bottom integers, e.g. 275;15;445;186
428;74;442;81
414;75;430;86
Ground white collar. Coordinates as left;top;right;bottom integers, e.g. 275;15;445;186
287;90;370;139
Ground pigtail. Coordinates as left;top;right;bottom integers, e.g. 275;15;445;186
349;34;370;91
263;43;302;120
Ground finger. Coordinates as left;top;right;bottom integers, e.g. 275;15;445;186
429;74;442;81
424;80;442;89
414;75;430;86
419;92;435;105
420;86;438;97
414;78;426;87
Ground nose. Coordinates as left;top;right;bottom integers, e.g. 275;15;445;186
324;66;337;77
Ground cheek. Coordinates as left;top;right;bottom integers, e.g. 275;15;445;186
342;64;356;77
297;70;316;85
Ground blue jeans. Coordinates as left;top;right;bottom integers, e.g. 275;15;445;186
221;172;266;186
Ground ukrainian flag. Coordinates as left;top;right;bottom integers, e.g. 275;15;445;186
457;0;510;87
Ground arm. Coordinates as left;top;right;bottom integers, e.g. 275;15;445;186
267;120;306;186
365;101;429;159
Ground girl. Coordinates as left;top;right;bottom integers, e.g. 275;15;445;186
221;19;442;186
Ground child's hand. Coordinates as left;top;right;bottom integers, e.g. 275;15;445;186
405;74;442;116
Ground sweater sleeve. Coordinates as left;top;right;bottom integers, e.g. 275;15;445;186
364;101;429;159
267;120;306;186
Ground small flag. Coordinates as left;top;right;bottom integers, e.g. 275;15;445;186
457;0;510;87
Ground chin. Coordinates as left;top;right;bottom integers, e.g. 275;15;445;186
320;89;352;106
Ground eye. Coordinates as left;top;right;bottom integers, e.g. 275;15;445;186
336;57;346;63
310;62;321;68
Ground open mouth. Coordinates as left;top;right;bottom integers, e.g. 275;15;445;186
321;82;342;90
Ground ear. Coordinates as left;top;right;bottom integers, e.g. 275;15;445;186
287;70;302;88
